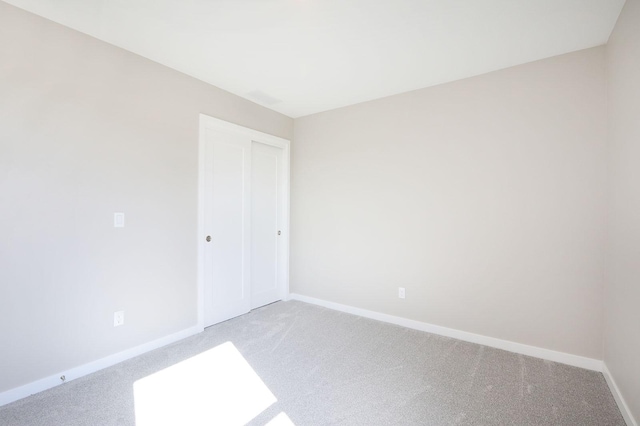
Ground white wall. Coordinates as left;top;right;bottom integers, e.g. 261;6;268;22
292;47;607;360
0;1;292;394
605;0;640;421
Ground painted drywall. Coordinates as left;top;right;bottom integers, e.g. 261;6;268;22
0;0;626;118
292;47;607;360
0;1;292;394
605;0;640;422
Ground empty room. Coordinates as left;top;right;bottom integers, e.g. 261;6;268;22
0;0;638;425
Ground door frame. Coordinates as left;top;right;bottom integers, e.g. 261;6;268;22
197;114;291;329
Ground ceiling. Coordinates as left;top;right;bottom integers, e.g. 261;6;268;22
4;0;625;118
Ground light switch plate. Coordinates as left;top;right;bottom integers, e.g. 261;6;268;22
114;212;125;228
114;311;124;327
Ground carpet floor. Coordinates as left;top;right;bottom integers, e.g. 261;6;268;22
0;300;625;425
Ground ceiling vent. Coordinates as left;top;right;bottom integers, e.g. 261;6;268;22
246;90;282;106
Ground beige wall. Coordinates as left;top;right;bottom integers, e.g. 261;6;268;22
605;0;640;421
0;1;292;394
292;47;607;359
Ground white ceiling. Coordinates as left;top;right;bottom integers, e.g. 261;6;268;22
4;0;625;118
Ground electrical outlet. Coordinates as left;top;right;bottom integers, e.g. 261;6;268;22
114;212;125;228
398;287;406;299
114;310;124;327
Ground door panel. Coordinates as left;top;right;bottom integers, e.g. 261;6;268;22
204;128;251;327
251;142;283;308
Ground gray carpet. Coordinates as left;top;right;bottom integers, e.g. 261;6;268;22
0;300;625;425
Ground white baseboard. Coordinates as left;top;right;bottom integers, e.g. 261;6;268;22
288;293;603;372
0;324;203;407
603;363;638;426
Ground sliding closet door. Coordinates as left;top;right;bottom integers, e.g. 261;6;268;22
250;141;285;309
203;127;252;327
200;114;290;328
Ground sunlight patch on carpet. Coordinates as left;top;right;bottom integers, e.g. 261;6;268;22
265;412;296;425
134;342;277;426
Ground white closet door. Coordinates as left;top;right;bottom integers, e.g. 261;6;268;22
199;114;289;329
250;141;284;309
203;127;251;327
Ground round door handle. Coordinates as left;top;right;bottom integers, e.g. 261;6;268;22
206;236;212;242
